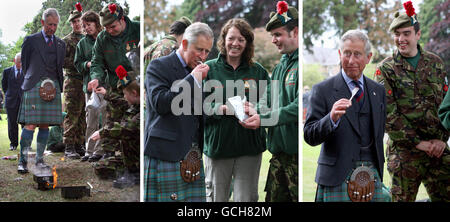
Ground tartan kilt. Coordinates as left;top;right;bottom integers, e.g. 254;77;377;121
18;80;63;126
144;156;206;202
315;161;389;202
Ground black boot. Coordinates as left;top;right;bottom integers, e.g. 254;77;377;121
65;144;81;159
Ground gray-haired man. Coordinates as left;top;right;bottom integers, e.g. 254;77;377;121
144;22;213;202
18;8;66;173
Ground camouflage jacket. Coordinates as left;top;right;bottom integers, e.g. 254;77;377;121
144;35;177;68
99;104;139;146
62;31;84;79
375;44;449;148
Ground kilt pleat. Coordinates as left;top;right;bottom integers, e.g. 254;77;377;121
316;161;389;202
18;80;62;126
144;156;206;202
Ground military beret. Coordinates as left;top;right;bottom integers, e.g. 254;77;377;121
266;1;298;31
389;1;418;32
177;16;192;27
67;2;82;22
115;65;136;89
99;3;124;26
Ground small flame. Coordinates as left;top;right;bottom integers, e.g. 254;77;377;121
60;157;65;161
52;166;58;189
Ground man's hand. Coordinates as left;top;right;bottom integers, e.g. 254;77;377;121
244;102;257;116
330;98;352;123
429;139;446;158
87;79;99;92
95;87;107;95
415;141;432;156
90;130;101;141
191;64;209;83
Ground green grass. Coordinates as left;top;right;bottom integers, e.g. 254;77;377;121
302;141;429;202
0;114;139;202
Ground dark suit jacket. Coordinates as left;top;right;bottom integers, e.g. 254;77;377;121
21;32;65;91
145;51;204;162
2;66;24;109
304;72;386;187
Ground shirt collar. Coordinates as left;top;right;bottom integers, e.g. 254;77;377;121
176;50;189;72
341;68;364;91
41;30;53;42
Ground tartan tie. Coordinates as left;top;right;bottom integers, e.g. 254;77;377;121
352;80;364;106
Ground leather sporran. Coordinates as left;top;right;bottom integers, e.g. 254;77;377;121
39;79;56;102
180;145;201;183
347;165;376;202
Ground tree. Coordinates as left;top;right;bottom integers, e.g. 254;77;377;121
303;0;402;62
144;0;177;45
24;0;126;38
253;27;280;73
421;0;449;73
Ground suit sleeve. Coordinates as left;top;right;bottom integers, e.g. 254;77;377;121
146;59;195;115
303;83;335;147
2;69;8;94
21;36;31;77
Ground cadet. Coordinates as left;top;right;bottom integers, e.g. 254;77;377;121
87;3;140;164
62;3;86;159
375;1;450;202
241;1;299;202
91;70;140;187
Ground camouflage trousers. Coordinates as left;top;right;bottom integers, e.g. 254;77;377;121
387;144;450;202
101;88;129;153
93;140;140;179
63;78;86;145
264;152;298;202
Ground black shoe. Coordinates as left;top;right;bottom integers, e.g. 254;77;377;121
65;144;81;159
88;154;102;162
80;155;90;162
75;144;86;157
18;163;28;174
10;145;17;151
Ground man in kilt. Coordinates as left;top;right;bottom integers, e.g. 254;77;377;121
304;30;387;202
144;22;213;202
17;8;66;174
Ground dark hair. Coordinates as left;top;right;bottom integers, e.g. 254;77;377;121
169;21;189;36
81;10;103;34
124;80;140;95
217;18;255;65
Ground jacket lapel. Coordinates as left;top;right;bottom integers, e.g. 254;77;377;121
37;33;49;65
333;72;361;137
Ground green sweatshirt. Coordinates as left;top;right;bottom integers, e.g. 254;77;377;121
203;54;269;159
90;16;140;89
74;35;96;93
260;49;298;155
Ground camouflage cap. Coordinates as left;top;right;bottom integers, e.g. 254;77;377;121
99;3;124;26
177;16;192;27
389;1;418;32
67;2;82;22
266;1;298;31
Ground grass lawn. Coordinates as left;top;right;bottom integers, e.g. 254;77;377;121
0;114;139;202
302;140;430;202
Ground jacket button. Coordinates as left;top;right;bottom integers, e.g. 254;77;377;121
170;193;178;201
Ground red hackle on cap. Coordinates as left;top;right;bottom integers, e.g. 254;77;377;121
108;3;117;14
115;65;127;80
403;1;415;17
75;2;82;12
277;1;289;15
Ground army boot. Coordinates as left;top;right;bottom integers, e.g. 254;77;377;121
65;144;81;159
